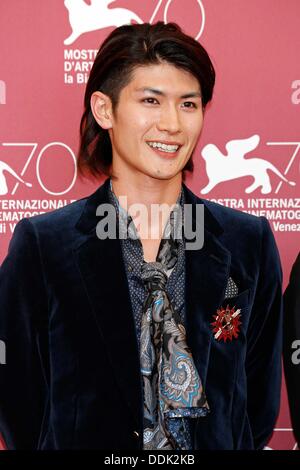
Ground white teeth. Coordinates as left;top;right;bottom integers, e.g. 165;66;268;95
147;142;179;153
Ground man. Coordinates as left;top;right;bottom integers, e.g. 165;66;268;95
283;252;300;447
0;22;283;450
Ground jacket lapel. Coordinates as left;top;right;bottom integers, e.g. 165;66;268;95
183;184;231;387
73;178;143;429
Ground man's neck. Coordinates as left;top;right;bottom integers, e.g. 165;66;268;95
110;173;182;207
110;172;183;241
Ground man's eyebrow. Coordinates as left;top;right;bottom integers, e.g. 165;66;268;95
135;87;202;99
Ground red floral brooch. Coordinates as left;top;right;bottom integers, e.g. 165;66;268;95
211;305;242;342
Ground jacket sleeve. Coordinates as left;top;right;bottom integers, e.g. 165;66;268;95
0;218;49;449
283;251;300;446
245;216;283;450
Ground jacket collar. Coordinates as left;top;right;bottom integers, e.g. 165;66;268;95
75;176;224;238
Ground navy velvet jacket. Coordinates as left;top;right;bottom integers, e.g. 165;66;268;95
0;178;283;450
283;252;300;445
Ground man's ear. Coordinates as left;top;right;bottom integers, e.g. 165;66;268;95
90;91;113;129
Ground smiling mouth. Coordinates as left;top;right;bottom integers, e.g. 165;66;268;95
146;141;182;158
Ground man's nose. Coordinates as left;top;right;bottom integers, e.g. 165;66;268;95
157;105;181;134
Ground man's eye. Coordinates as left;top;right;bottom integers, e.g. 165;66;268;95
141;98;197;108
142;98;159;104
182;101;197;109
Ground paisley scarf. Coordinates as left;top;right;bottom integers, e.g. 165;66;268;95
140;207;210;450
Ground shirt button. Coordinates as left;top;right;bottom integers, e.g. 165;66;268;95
133;431;139;438
128;264;133;272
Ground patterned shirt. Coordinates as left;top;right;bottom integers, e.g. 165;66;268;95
107;179;186;349
107;179;193;448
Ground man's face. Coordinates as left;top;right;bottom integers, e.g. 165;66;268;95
108;62;204;181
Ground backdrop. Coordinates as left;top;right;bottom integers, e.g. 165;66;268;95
0;0;299;450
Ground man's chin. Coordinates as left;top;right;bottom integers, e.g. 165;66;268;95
148;169;183;181
142;163;185;180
